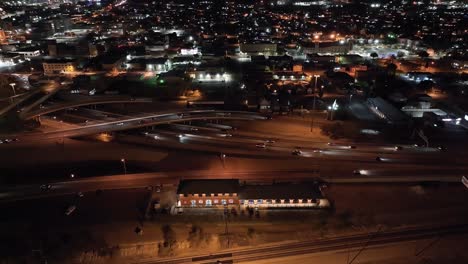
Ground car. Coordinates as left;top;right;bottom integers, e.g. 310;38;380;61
153;135;160;140
256;143;267;148
375;157;383;162
265;139;275;143
346;145;356;149
178;134;184;138
327;142;336;146
65;205;76;216
40;184;52;191
353;170;361;175
3;139;12;143
394;146;402;151
436;146;446;151
76;192;84;198
116;122;124;126
292;149;302;156
0;140;3;144
190;127;199;131
312;148;322;153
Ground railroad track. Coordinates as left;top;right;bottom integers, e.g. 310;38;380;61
136;223;468;264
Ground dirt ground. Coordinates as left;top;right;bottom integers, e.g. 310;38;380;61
82;183;468;263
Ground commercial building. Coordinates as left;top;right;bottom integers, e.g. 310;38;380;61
177;179;240;208
9;48;41;58
42;58;76;75
301;41;352;55
177;179;329;209
240;43;277;56
125;57;172;73
101;56;125;71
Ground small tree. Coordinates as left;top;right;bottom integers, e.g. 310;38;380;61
162;225;176;248
418;50;429;60
397;51;405;59
386;63;397;78
187;225;207;247
247;227;256;239
418;51;429;67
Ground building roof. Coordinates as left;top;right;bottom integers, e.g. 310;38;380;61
177;179;240;194
101;56;123;64
43;58;76;63
239;182;323;200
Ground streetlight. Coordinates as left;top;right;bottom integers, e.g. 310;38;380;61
9;83;16;97
328;100;339;121
313;75;320;111
70;173;75;178
121;158;127;174
220;153;226;169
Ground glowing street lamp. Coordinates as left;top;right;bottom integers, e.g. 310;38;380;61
9;83;16;97
121;158;127;174
328;100;339;120
220;153;226;169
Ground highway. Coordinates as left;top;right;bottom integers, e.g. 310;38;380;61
135;224;468;264
119;127;468;170
0;170;462;203
22;96;153;119
10;110;266;141
0;81;60;117
0;87;42;116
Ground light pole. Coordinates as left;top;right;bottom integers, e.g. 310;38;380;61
121;158;127;174
220;153;226;169
313;75;320;111
9;83;16;97
328;100;339;121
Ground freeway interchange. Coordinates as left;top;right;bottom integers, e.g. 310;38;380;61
1;107;467;202
1;97;468;264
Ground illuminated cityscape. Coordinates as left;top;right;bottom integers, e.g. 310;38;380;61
0;0;467;263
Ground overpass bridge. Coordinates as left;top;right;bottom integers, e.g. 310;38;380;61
22;97;153;120
15;110;266;141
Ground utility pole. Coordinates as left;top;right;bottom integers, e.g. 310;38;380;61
224;205;230;248
348;226;382;264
